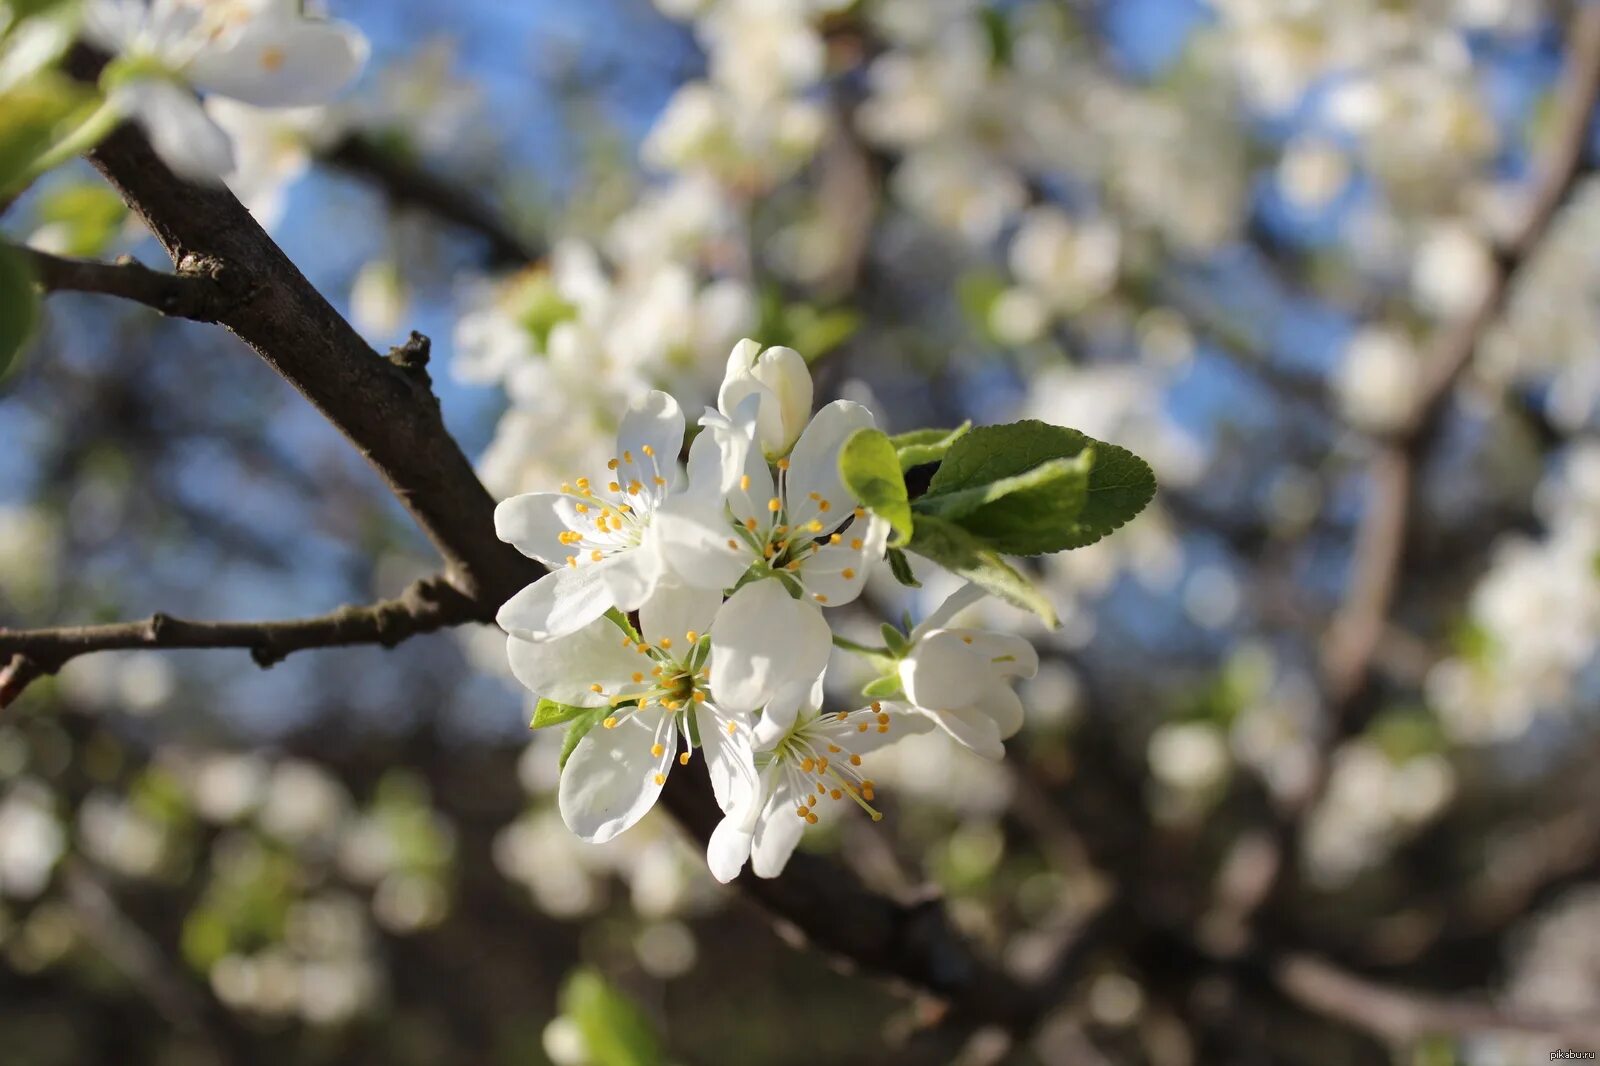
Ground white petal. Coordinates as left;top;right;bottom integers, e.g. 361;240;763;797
784;400;875;531
799;516;888;608
749;346;813;455
559;714;676;843
899;630;987;712
615;390;685;509
984;685;1026;740
751;785;807;879
750;680;814;750
954;630;1040;680
911;582;988;640
496;564;615;641
504;618;639;707
187;19;368;107
697;705;758;816
494;493;573;568
638;580;722;649
116;80;235;183
824;701;936;754
710;579;832;713
716;338;764;417
599;534;662;613
707;813;754;883
652;494;752;591
921;704;1006;760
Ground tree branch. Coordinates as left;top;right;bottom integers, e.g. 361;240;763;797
1320;1;1600;722
1274;952;1600;1045
0;575;484;706
660;762;1063;1032
22;246;229;321
323;134;542;267
81;113;537;607
58;54;1082;1040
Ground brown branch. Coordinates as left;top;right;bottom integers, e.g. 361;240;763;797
22;246;230;321
78;95;537;607
1319;0;1600;739
1275;953;1600;1045
323;134;541;267
0;575;484;706
660;762;1064;1032
53;50;1091;1041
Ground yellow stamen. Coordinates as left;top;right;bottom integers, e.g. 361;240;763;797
642;444;655;457
651;743;665;757
740;474;750;491
608;458;619;470
679;752;691;765
603;717;618;729
841;568;855;580
653;773;665;786
768;497;781;512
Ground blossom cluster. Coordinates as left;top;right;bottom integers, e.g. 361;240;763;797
493;340;1039;880
80;0;368;182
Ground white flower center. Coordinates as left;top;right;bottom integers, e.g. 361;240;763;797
767;703;892;823
726;458;866;604
589;629;715;788
556;447;669;568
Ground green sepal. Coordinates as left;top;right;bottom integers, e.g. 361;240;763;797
885;546;921;587
559;706;610;770
861;674;903;700
531;698;591;731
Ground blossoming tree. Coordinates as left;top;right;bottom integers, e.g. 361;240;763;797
2;0;1600;1063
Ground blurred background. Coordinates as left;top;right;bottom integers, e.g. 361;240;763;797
3;0;1600;1062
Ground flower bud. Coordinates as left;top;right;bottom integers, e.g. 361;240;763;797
717;338;813;458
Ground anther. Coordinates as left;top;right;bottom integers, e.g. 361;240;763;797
651;743;665;757
740;474;750;491
603;716;618;729
768;497;781;512
642;444;655;457
653;773;666;786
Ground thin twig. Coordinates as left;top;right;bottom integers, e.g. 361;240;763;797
323;135;542;267
1274;953;1600;1045
1319;0;1600;728
22;246;230;321
0;575;484;707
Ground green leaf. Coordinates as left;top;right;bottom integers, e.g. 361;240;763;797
559;706;609;770
885;546;920;588
907;513;1058;626
31;180;127;257
531;698;590;731
0;72;92;193
787;304;860;361
838;427;913;545
926;420;1155;553
916;451;1093;556
861;674;903;700
956;270;1008;339
890;422;971;471
0;242;38;380
560;968;663;1066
